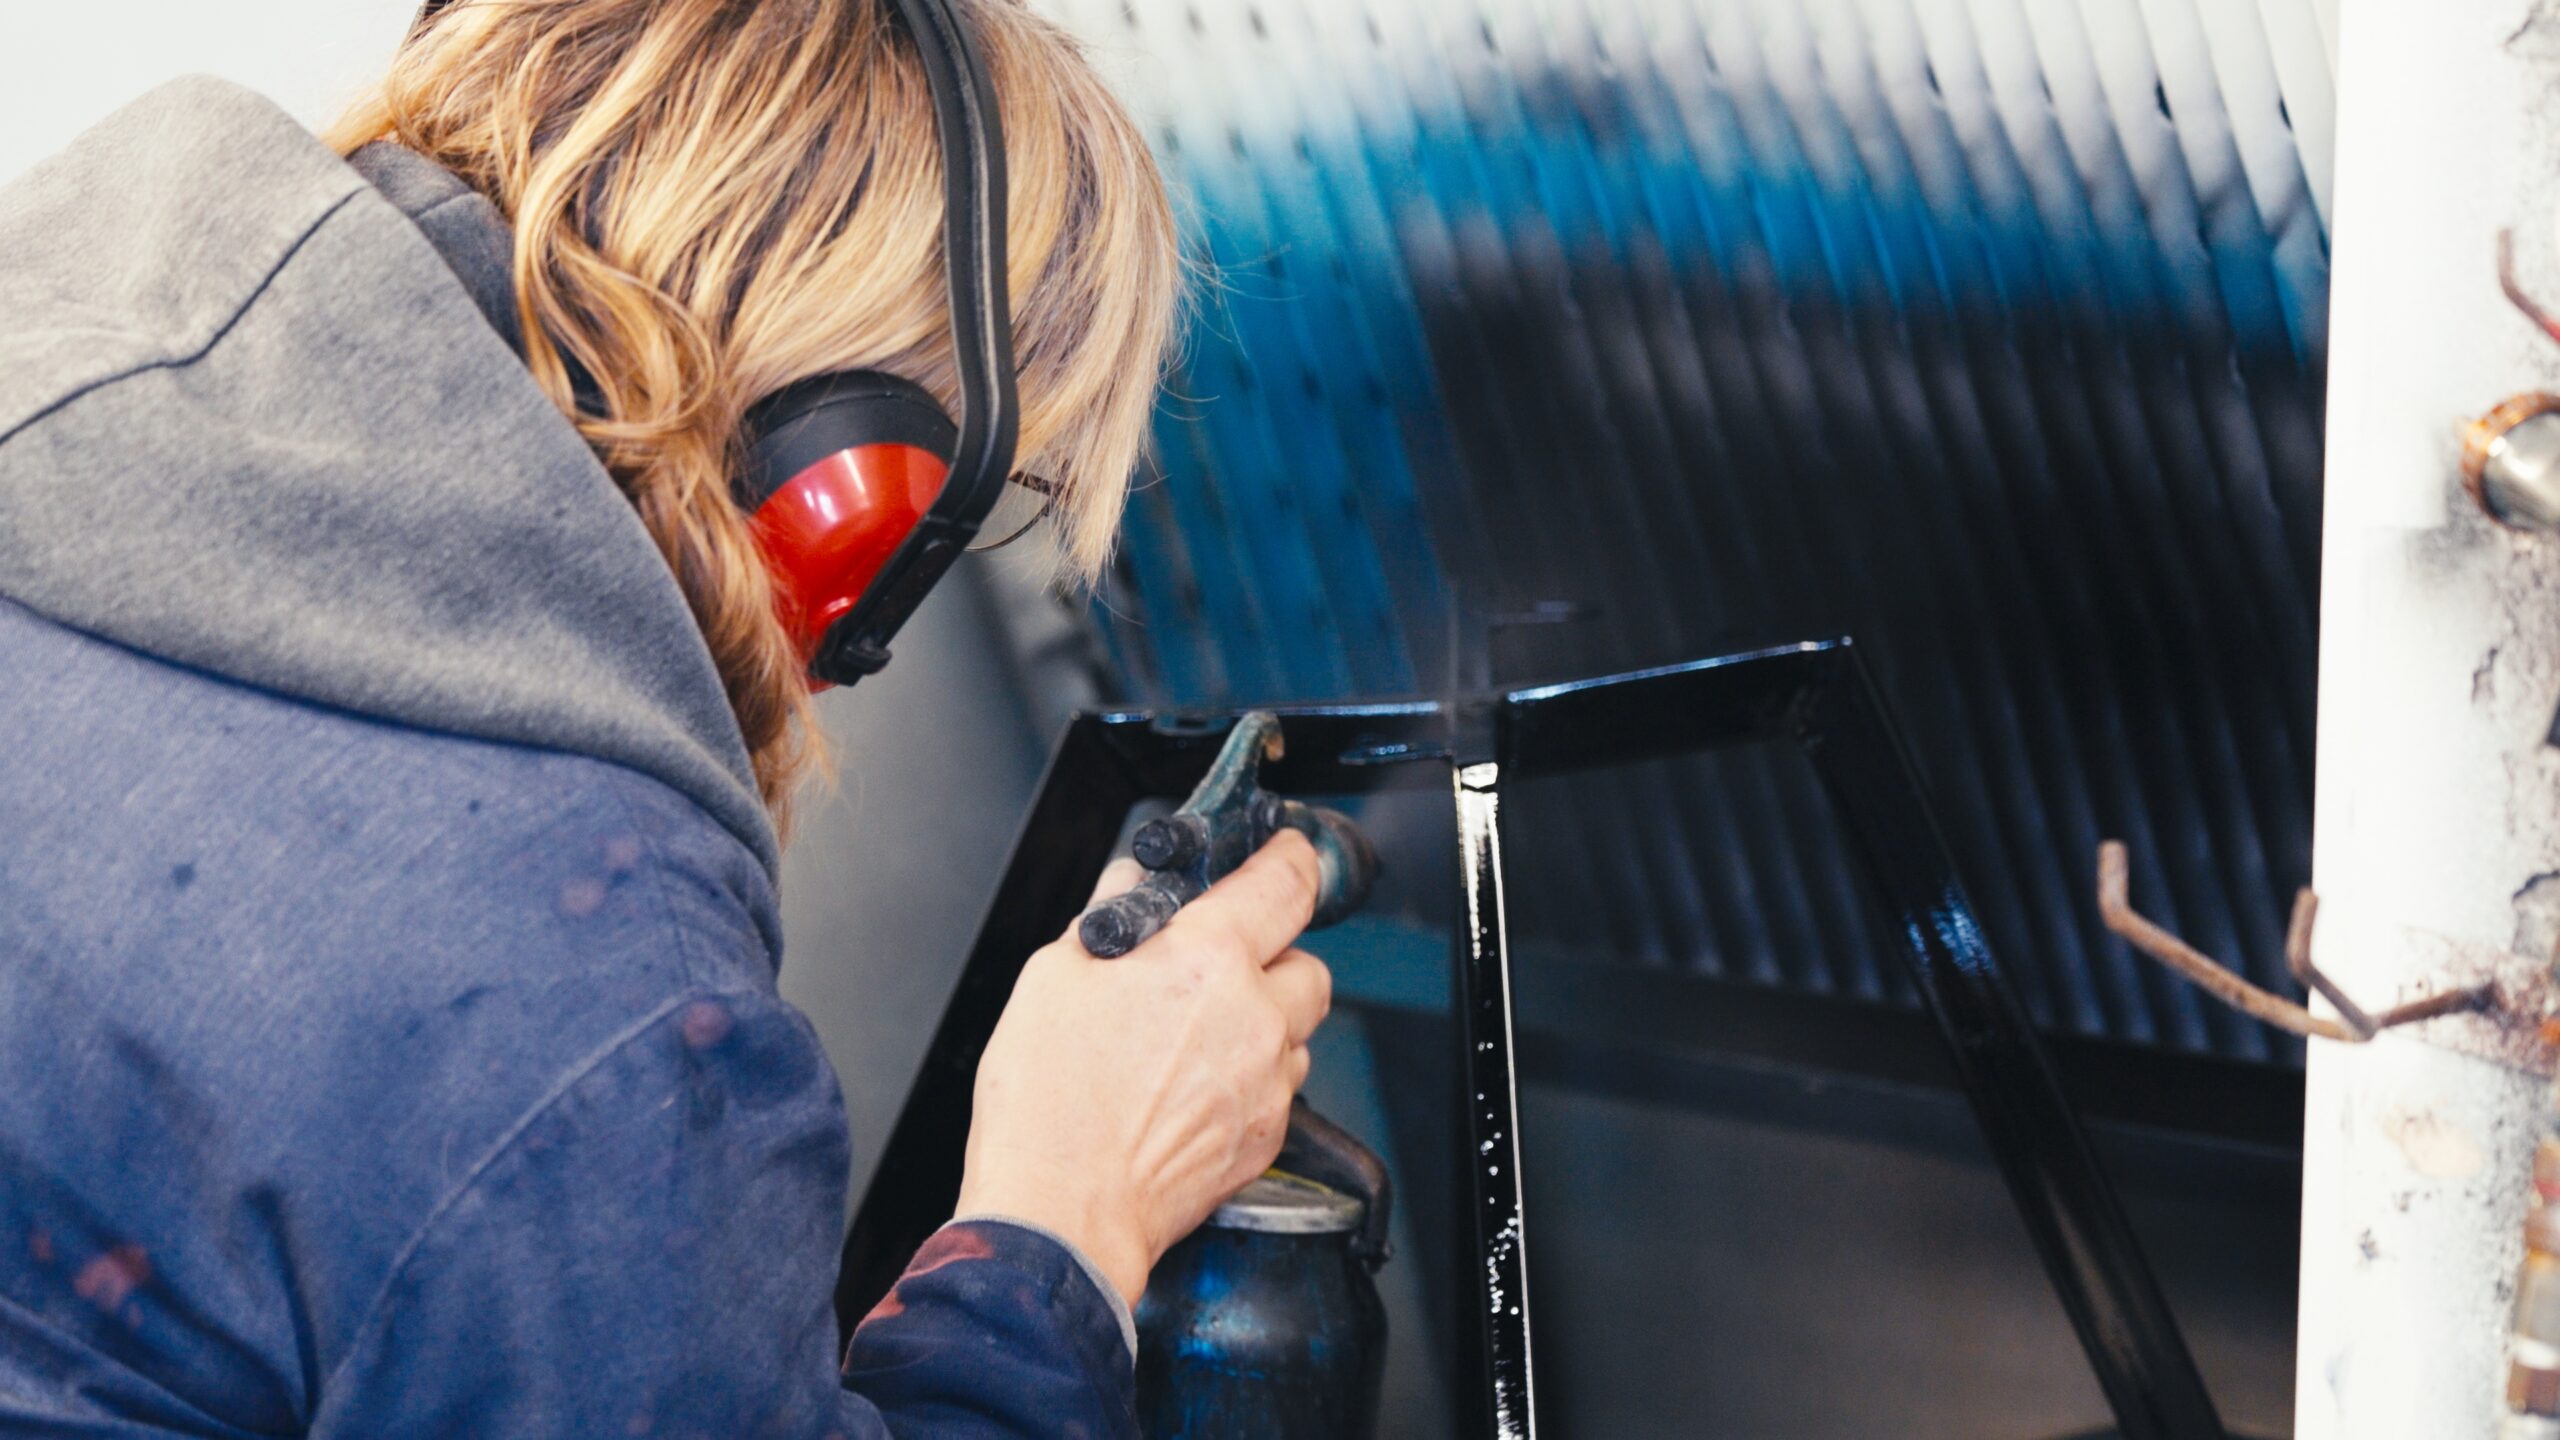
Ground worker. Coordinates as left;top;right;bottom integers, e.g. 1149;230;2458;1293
0;1;1334;1435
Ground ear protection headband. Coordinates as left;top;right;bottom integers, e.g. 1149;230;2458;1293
416;0;1022;690
742;0;1020;688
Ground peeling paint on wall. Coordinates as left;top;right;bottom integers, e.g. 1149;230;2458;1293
2305;5;2560;1429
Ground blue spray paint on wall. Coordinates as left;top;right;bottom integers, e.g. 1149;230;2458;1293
1054;0;2333;1061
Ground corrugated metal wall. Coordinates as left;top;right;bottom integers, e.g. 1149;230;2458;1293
1050;0;2335;1063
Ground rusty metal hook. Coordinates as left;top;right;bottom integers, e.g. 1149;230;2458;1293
2095;841;2491;1043
2501;228;2560;350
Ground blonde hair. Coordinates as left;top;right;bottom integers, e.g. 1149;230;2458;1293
326;0;1181;833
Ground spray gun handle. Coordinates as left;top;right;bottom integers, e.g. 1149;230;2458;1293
1078;712;1379;958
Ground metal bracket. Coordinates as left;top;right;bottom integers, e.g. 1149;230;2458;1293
841;643;2229;1440
2097;840;2556;1074
2499;227;2560;349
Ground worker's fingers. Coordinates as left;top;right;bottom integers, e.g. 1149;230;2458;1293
1086;856;1146;907
1159;829;1322;966
1263;947;1332;1047
1054;858;1148;947
1284;1044;1312;1092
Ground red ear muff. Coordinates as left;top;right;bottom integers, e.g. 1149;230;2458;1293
735;372;959;690
731;0;1017;691
749;444;950;684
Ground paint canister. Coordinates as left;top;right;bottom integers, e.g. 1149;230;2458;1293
1135;1171;1387;1439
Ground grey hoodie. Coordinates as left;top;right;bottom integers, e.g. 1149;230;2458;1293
0;73;777;876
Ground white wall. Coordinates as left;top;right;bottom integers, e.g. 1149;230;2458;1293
2301;0;2560;1433
0;1;419;185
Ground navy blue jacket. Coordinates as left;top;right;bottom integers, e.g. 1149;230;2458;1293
0;80;1135;1437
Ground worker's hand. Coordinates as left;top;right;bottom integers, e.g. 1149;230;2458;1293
953;829;1333;1308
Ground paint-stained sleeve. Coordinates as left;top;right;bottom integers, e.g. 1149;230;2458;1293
844;1221;1140;1432
304;988;1137;1439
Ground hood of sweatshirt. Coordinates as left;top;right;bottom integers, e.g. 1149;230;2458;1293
0;76;778;876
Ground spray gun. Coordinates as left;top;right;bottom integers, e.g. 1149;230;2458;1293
1078;711;1380;959
1077;712;1396;1438
1075;710;1392;1263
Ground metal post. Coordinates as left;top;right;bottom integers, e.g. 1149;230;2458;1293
1452;758;1538;1439
1796;655;2226;1440
1496;641;2224;1440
